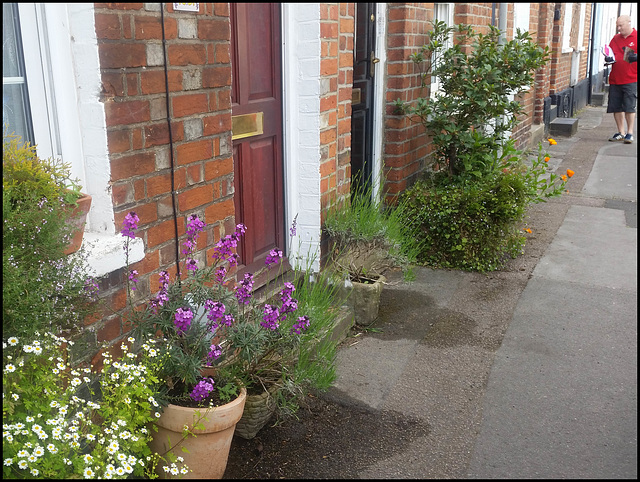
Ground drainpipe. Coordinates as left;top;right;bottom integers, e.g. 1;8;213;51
491;3;496;27
498;3;507;45
587;3;597;105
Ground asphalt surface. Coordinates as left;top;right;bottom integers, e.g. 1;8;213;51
324;106;637;479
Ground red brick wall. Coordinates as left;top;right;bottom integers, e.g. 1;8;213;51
383;3;432;202
92;2;233;354
319;3;354;224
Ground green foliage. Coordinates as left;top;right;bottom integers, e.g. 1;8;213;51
394;20;550;179
400;139;570;272
323;175;424;281
3;333;166;478
3;133;98;340
3;131;83;207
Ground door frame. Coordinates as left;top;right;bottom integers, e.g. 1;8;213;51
279;4;387;271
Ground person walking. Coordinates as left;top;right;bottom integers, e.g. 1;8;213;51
605;15;637;144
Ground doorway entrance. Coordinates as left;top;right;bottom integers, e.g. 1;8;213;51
230;3;286;281
351;3;378;197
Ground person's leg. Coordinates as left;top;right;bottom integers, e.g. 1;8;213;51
625;112;635;134
614;112;627;135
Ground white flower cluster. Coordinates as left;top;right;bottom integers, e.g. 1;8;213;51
3;333;162;479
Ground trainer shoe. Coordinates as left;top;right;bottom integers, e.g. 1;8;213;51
609;132;624;141
624;134;633;144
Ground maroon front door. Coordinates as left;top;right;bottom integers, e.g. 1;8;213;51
230;3;285;280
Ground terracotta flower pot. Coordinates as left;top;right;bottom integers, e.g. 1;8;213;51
235;382;280;440
63;192;92;255
149;387;247;479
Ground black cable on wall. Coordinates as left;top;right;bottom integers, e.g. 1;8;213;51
160;3;182;283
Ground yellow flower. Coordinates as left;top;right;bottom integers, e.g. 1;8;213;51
561;174;567;181
548;138;557;145
544;156;550;162
566;169;574;178
524;228;532;233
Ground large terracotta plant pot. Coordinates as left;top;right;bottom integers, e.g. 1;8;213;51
64;192;92;255
235;382;280;440
350;274;385;327
149;387;247;479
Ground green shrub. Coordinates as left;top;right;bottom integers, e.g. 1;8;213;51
3;133;97;339
401;140;570;272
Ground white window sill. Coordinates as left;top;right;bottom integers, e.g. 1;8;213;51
73;233;145;278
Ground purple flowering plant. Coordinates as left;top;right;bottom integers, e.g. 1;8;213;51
121;211;316;408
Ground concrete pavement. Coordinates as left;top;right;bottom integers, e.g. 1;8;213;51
326;106;637;478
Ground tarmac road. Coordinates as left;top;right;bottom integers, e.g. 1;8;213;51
327;106;637;479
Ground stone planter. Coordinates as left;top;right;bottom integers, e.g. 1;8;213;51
149;387;247;479
234;382;280;440
349;274;385;327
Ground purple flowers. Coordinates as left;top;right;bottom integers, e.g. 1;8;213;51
174;307;193;334
183;214;206;271
206;344;222;366
290;316;311;335
128;269;139;290
235;273;254;305
265;248;283;267
261;304;280;330
121;212;139;239
280;282;298;314
290;214;298;237
189;377;215;402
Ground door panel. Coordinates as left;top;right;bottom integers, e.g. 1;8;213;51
351;3;377;196
231;3;285;278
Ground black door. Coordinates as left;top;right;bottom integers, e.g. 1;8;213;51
351;3;377;197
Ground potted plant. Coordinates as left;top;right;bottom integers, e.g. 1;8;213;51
120;212;338;476
3;132;98;341
323;180;423;327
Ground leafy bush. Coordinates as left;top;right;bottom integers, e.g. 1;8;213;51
401;139;572;272
394;20;550;180
3;133;97;340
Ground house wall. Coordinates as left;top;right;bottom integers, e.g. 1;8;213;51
90;3;235;359
34;1;595;358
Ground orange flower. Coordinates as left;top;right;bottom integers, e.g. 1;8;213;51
566;169;574;178
524;228;532;233
544;156;550;163
561;174;567;181
548;138;557;145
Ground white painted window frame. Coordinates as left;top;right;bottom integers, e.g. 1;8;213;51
14;3;143;277
431;3;454;100
562;3;574;53
513;3;530;35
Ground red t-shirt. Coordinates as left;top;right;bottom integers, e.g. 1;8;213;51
608;28;637;85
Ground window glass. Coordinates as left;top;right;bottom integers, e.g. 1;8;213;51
2;3;34;144
431;3;453;99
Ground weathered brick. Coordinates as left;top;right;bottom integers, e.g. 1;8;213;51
99;43;146;69
94;13;121;40
105;100;150;126
176;139;212;165
110;151;156;181
202;66;231;88
178;184;213;211
172;93;208;117
204;157;233;181
167;44;206;66
107;129;130;153
203;113;231;136
147;219;181;248
198;19;230;40
135;15;176;40
204;198;235;223
141;70;182;94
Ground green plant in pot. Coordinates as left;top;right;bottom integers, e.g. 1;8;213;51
323;178;423;326
3;132;98;340
121;212;338;476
